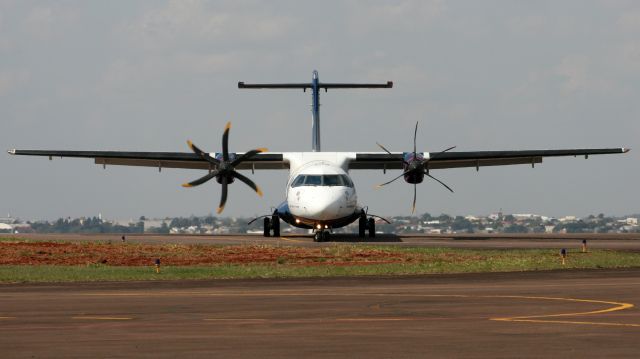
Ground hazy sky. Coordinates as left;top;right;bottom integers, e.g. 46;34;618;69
1;0;638;221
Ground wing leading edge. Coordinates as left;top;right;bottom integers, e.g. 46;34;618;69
8;147;628;171
7;150;288;170
350;148;629;170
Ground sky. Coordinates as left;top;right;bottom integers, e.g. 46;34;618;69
1;0;638;221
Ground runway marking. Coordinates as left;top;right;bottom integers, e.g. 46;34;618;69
279;237;306;243
489;296;640;327
198;294;638;328
72;316;132;321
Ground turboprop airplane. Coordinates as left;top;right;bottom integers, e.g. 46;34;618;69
8;70;629;241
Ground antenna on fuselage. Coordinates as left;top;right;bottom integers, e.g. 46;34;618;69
238;70;393;152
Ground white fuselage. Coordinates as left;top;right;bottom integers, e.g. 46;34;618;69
279;153;360;228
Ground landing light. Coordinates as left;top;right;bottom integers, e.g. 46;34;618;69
295;219;301;224
316;224;322;230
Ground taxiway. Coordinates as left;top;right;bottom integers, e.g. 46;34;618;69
1;269;639;358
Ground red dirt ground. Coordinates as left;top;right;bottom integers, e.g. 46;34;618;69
0;241;411;266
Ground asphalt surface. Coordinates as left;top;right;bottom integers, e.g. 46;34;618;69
11;232;640;251
1;269;640;358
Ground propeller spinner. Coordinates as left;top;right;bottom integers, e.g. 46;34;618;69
182;122;266;214
376;122;455;214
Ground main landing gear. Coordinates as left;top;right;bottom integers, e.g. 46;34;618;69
263;211;280;237
358;211;376;238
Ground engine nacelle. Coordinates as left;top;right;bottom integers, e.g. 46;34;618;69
403;152;426;184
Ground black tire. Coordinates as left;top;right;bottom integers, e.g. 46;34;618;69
313;232;321;242
368;218;376;238
358;215;366;238
272;215;280;237
322;231;330;242
263;217;271;237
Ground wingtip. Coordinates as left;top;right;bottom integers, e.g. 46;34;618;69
7;149;16;155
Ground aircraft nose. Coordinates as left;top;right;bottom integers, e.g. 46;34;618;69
303;189;343;220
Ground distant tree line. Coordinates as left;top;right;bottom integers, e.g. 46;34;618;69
28;217;144;234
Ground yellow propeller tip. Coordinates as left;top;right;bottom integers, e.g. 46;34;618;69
181;183;192;188
256;187;264;197
224;122;231;130
257;148;268;153
216;206;225;214
187;140;193;149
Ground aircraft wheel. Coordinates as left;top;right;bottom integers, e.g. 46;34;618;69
263;217;271;237
313;231;322;242
272;214;280;237
322;231;331;242
368;218;376;238
358;215;366;238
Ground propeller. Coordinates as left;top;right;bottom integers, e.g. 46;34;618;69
182;122;267;214
376;122;455;214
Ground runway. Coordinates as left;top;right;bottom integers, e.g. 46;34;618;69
1;269;639;358
12;232;640;251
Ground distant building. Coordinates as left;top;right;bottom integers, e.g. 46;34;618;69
0;216;15;224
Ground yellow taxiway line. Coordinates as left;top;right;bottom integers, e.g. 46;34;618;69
489;295;639;327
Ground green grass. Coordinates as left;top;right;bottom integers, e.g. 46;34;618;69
1;247;639;283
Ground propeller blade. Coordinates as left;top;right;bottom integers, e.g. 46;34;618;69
376;170;411;188
413;121;418;155
222;122;231;161
232;171;263;197
216;176;229;214
411;183;417;214
426;173;454;193
182;170;219;188
376;142;394;156
377;142;409;166
230;148;268;167
187;140;219;164
428;145;457;160
423;146;457;170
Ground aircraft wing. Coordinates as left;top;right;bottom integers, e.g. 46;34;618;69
7;150;289;170
349;148;629;170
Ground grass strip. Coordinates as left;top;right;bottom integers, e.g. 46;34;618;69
1;248;638;283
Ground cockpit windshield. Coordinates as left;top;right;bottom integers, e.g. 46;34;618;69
291;174;354;188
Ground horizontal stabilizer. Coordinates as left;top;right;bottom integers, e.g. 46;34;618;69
238;82;393;89
238;82;309;89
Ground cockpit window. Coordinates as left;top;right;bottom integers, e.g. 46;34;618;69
305;175;322;186
290;174;354;188
323;175;341;186
291;175;306;187
341;175;353;187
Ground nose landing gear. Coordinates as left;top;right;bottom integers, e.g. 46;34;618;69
313;229;330;242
